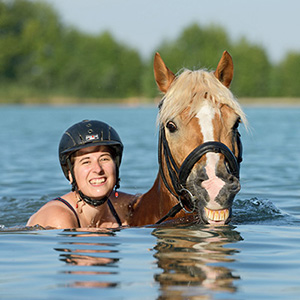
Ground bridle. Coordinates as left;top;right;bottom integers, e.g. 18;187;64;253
156;123;242;224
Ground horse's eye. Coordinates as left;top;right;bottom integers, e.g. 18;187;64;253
232;118;241;130
166;121;177;133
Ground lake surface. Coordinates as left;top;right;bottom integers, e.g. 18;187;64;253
0;105;300;299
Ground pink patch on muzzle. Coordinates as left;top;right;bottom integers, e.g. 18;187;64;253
201;154;225;204
201;175;225;202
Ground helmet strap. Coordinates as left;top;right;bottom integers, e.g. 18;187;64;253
75;197;83;209
66;158;77;192
114;177;120;198
78;190;108;207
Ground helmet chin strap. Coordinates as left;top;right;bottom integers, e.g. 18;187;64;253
77;190;108;206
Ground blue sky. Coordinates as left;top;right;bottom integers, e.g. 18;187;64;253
45;0;300;63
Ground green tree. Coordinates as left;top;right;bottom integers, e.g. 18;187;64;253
58;31;143;98
229;37;271;97
142;25;276;99
2;0;300;102
271;52;300;97
0;0;63;87
159;23;231;70
0;0;144;101
142;23;232;97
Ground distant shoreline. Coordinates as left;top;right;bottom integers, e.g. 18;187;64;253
238;97;300;107
1;97;300;107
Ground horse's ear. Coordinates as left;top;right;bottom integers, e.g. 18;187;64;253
214;51;234;88
154;52;176;93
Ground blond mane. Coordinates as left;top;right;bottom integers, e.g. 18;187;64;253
158;68;247;127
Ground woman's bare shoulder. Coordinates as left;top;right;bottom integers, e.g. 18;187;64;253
26;199;78;229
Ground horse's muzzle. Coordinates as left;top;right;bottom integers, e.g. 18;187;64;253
187;167;241;224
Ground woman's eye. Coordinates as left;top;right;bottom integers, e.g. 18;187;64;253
100;155;112;162
166;121;177;133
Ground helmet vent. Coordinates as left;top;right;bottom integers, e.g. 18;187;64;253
108;127;111;140
78;134;84;142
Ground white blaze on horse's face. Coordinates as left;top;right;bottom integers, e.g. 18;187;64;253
196;101;226;208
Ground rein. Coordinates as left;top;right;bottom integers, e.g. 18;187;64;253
156;125;242;224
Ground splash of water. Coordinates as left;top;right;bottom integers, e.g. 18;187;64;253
232;198;298;225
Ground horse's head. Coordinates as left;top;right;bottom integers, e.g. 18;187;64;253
154;51;246;225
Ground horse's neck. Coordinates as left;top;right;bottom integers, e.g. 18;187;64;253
128;174;179;226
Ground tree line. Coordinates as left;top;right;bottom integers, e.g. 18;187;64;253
0;0;299;104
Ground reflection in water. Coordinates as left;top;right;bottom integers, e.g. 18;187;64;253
152;225;242;299
54;229;120;288
53;226;243;297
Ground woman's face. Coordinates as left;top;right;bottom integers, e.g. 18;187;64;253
72;145;117;200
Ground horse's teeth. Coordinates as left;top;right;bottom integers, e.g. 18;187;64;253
204;207;229;221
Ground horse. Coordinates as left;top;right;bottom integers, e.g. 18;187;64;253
128;51;247;226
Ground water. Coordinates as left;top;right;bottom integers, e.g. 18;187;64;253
0;105;300;299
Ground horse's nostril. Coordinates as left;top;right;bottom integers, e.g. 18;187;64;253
197;174;208;183
229;175;235;184
230;180;241;193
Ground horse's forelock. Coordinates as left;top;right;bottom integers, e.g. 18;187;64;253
157;69;247;127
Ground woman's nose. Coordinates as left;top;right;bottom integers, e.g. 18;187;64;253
92;161;103;173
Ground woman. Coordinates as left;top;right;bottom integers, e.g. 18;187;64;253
27;120;135;229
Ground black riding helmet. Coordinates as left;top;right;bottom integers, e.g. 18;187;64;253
59;120;123;206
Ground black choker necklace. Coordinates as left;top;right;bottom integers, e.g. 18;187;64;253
78;190;108;207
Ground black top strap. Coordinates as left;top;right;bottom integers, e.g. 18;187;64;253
52;197;122;228
52;197;81;227
107;199;122;227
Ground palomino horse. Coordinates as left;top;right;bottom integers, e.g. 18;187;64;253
129;51;246;226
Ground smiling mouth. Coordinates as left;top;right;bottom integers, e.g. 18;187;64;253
204;207;230;223
90;178;106;185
